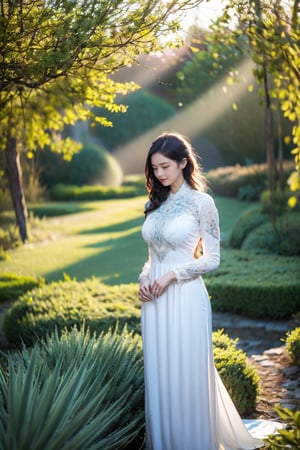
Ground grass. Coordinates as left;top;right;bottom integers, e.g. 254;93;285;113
0;195;254;284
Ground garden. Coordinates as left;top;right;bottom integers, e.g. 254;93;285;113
1;0;300;448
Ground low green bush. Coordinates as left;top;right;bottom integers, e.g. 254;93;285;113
0;273;44;303
204;249;300;319
229;207;268;249
264;406;300;449
213;330;259;416
242;212;300;256
0;326;144;450
3;279;260;417
50;183;145;201
4;278;141;346
285;327;300;367
207;162;293;200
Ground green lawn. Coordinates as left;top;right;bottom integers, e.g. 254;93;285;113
0;195;255;284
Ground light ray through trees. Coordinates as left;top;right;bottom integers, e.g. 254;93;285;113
114;57;255;174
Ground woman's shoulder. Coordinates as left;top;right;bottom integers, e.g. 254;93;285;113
190;189;216;205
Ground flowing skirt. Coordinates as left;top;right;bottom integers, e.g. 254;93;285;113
141;266;283;450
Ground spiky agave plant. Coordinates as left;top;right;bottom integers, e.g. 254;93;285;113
0;326;144;449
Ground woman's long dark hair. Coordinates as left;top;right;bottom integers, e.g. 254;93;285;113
145;132;207;214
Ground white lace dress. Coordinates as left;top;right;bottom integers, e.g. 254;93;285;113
139;182;283;450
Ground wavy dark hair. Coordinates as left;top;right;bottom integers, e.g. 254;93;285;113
145;132;207;214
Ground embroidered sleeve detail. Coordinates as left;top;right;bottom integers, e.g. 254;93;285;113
173;194;220;282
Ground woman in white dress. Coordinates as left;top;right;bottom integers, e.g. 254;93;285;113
138;132;283;450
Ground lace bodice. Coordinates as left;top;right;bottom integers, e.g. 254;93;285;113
139;182;220;282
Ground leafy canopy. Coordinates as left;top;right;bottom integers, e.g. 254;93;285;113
208;0;300;206
0;0;202;158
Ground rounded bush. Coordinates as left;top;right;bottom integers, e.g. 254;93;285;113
229;207;268;249
90;90;175;150
242;212;300;256
285;327;300;367
4;278;141;347
40;143;123;188
213;329;259;416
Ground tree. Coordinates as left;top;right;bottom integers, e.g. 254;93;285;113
209;0;300;213
0;0;202;242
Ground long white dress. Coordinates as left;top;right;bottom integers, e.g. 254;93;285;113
139;182;283;450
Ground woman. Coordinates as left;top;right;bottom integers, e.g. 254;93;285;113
138;132;282;450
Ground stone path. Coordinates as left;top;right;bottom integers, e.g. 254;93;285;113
213;311;300;417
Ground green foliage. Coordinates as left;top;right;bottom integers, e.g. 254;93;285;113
90;90;175;150
4;278;141;346
264;406;300;449
0;273;43;303
242;212;300;256
208;0;300;207
229;207;268;249
260;188;292;216
0;326;144;449
40;144;123;188
50;183;145;201
204;249;300;319
207;162;293;200
213;330;259;416
285;327;300;368
29;203;93;218
176;40;243;104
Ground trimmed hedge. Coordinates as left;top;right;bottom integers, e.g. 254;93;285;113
0;273;44;303
50;183;146;201
207;161;293;200
3;279;260;415
204;249;300;319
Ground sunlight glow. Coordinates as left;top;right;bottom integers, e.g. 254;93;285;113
114;57;255;174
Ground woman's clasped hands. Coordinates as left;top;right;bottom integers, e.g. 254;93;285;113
138;272;176;302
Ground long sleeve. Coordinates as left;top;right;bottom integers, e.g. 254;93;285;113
173;194;220;282
138;250;151;281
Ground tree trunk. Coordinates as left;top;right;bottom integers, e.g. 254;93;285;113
263;63;277;226
5;136;28;242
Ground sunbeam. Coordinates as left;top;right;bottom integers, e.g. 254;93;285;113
114;57;255;174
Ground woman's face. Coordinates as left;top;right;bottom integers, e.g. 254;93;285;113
151;152;186;193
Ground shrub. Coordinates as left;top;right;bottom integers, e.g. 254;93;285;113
0;326;144;450
213;330;259;416
4;278;141;346
229;207;268;249
3;279;259;417
0;273;43;303
242;212;300;256
207;162;293;199
260;188;291;216
50;183;145;201
204;249;300;319
39;143;123;188
90;90;175;150
264;406;300;449
285;327;300;367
